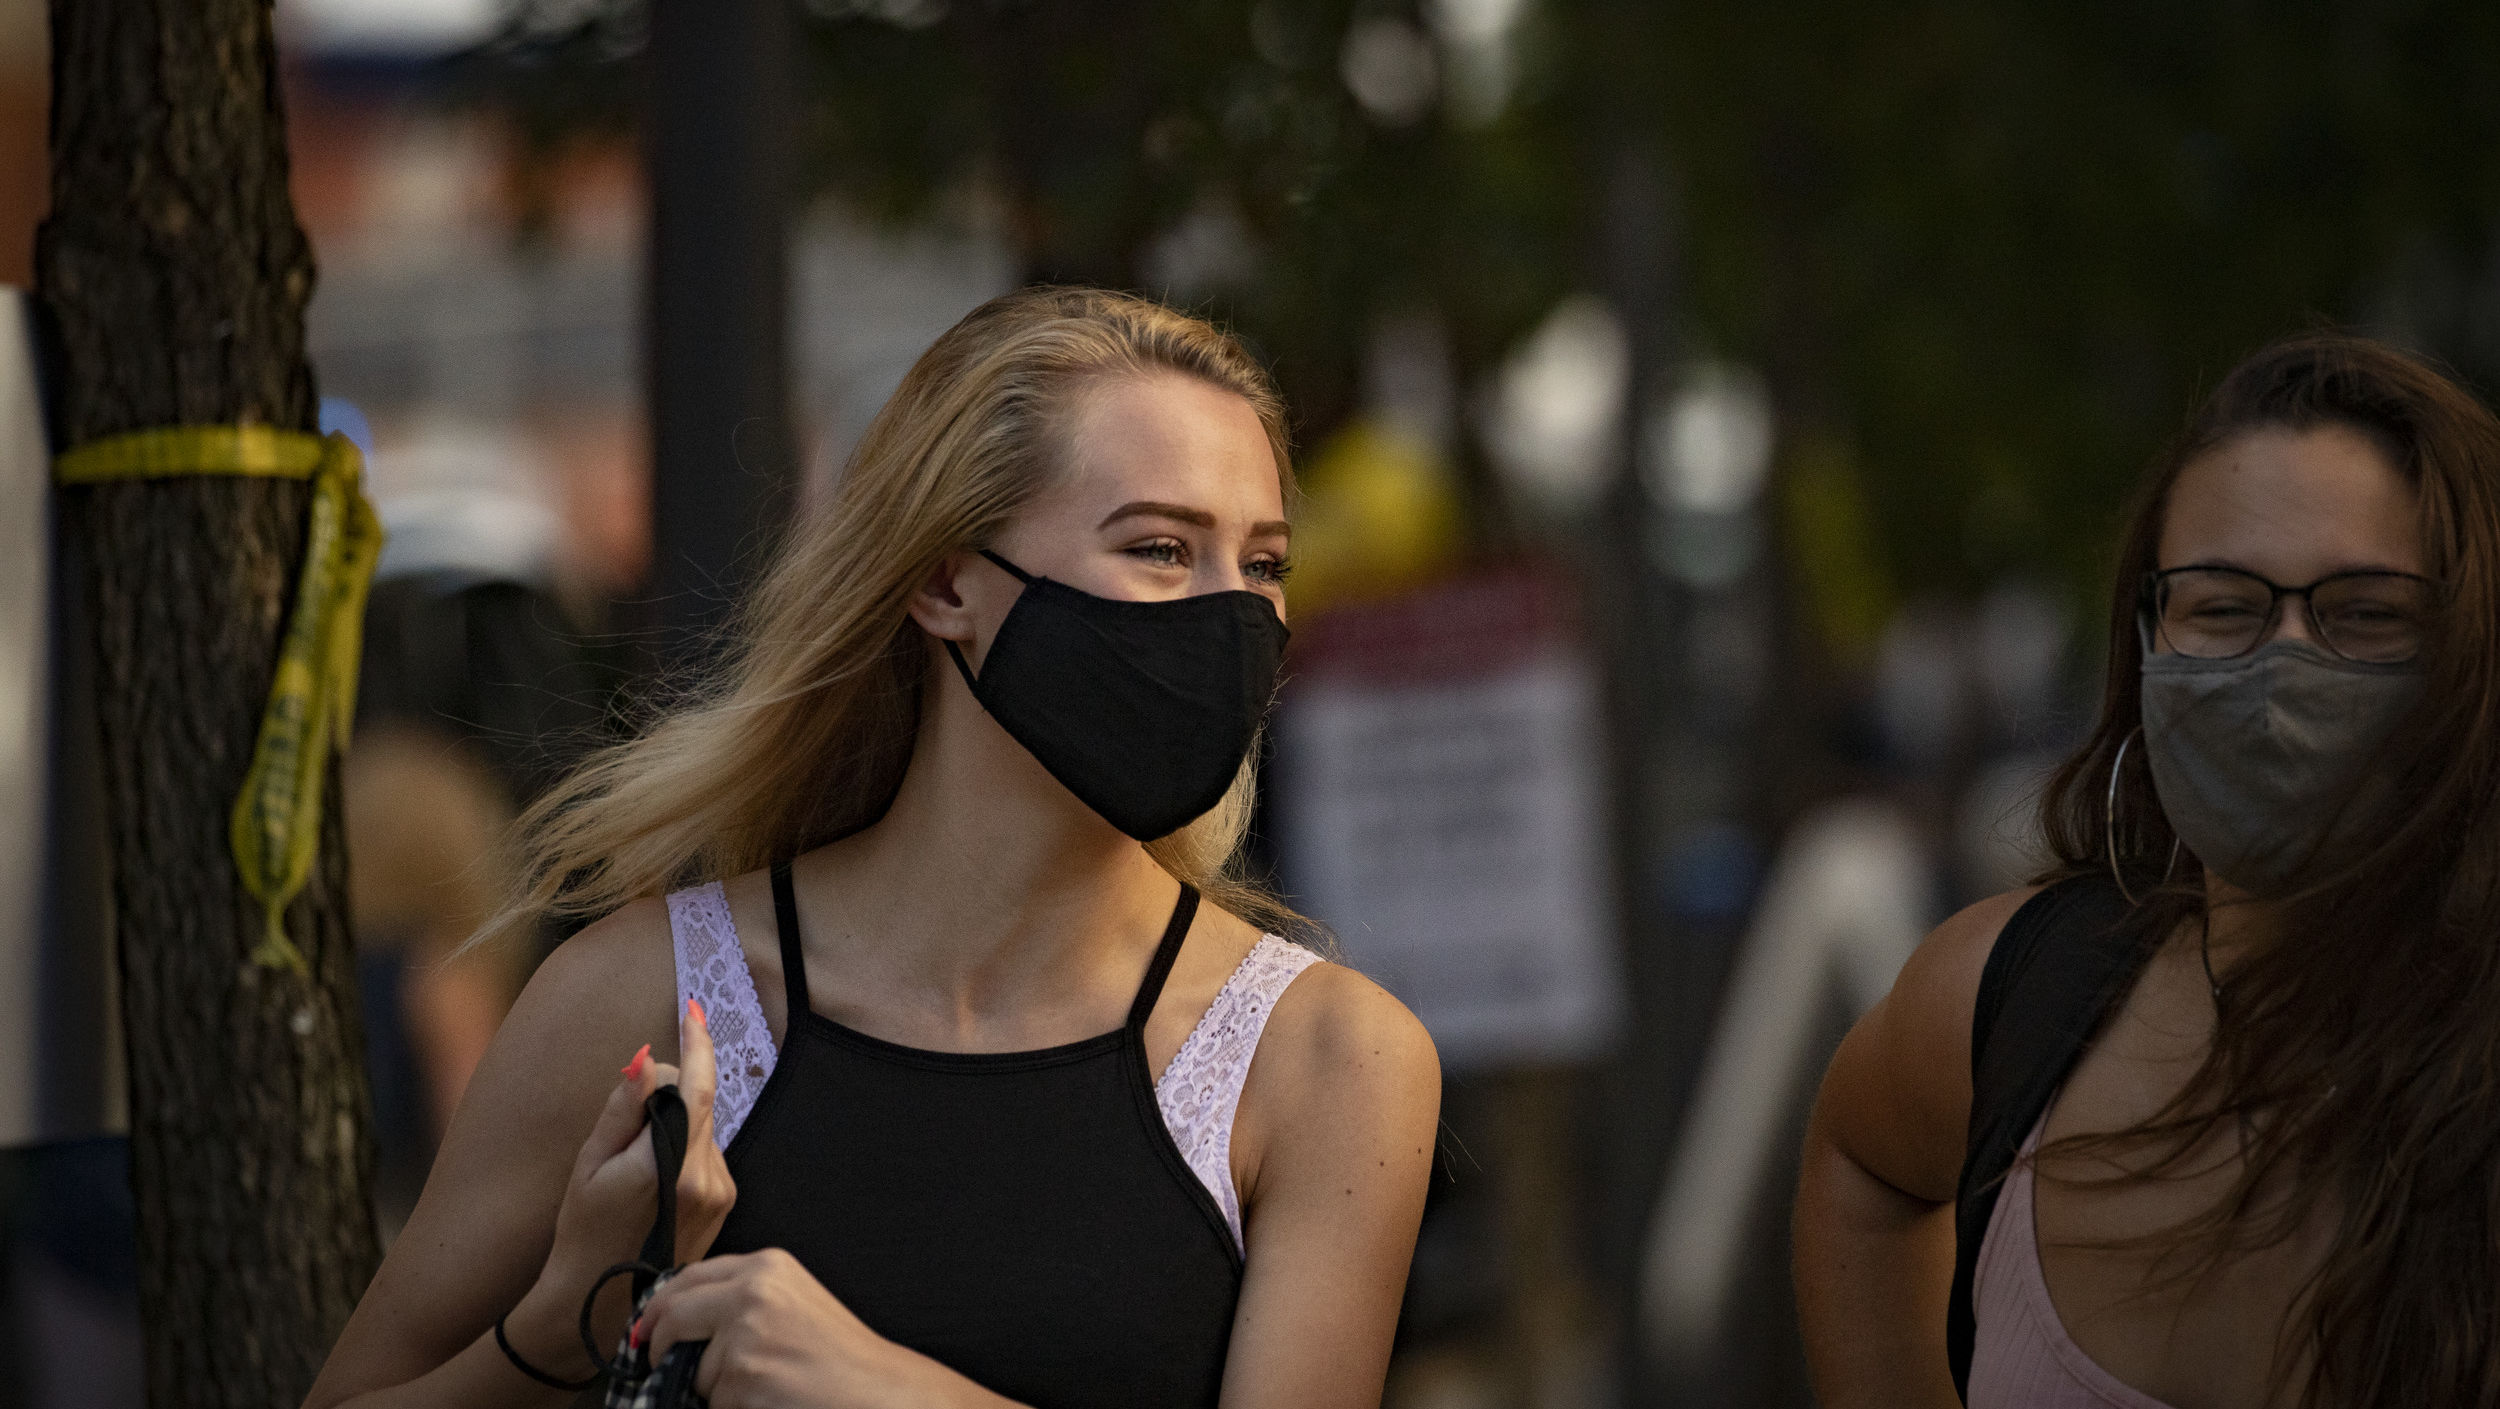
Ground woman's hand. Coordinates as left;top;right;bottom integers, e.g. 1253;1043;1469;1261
637;1251;1006;1409
528;998;738;1345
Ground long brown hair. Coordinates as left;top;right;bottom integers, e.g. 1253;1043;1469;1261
2035;331;2500;1405
478;287;1307;949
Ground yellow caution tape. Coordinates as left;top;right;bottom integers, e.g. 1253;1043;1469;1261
57;427;385;974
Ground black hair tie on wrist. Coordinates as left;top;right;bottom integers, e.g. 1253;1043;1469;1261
496;1310;603;1392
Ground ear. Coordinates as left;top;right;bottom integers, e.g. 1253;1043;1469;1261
905;550;981;647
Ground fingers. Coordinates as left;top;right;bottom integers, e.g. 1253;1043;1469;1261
634;1251;804;1394
637;1267;743;1365
673;1123;738;1264
679;997;719;1128
598;1052;681;1181
592;1123;655;1194
574;1049;661;1181
643;1250;752;1297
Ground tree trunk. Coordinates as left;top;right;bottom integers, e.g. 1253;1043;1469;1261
35;1;381;1402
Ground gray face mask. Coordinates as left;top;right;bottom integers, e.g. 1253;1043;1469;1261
2140;639;2424;896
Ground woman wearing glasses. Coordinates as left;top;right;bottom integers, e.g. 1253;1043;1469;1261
1796;333;2500;1407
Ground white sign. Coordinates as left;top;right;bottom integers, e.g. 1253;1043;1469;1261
1276;569;1624;1069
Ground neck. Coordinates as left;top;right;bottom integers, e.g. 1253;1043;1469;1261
2200;868;2278;982
813;651;1181;1014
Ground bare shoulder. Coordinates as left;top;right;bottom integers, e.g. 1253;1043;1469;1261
452;896;679;1149
1248;957;1440;1117
1888;885;2038;1029
1232;956;1438;1208
511;897;678;1051
1812;885;2041;1203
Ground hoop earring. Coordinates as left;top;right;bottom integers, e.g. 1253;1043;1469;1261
2105;728;2180;905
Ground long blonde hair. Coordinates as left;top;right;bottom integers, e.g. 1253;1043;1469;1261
484;287;1305;948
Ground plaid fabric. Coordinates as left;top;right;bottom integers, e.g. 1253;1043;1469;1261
601;1270;708;1409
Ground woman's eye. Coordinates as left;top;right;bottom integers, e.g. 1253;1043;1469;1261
1127;540;1187;567
1245;556;1294;584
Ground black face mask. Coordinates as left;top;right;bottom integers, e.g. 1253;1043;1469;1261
945;550;1290;841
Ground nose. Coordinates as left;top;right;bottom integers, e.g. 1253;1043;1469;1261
2263;593;2320;647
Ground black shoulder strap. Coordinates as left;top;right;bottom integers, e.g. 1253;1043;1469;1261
1946;873;2147;1400
1126;884;1200;1030
771;861;810;1021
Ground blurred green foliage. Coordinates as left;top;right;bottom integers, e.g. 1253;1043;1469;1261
476;0;2500;601
1622;0;2500;599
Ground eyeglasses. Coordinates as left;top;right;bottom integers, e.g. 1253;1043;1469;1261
2141;566;2434;665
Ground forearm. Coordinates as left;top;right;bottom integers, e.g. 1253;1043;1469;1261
1792;1123;1960;1409
308;1271;624;1409
880;1347;1031;1409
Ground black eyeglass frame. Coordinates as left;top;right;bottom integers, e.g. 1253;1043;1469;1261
2136;564;2439;665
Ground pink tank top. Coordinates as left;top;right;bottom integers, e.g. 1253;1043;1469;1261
1966;1113;2180;1409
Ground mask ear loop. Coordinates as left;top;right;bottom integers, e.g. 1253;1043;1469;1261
2105;726;2181;905
942;549;1038;692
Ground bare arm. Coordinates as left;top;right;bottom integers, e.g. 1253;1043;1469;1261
1793;888;2030;1409
303;901;734;1408
1219;963;1442;1409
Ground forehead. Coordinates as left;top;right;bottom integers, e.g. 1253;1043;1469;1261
2158;423;2423;579
1046;371;1285;521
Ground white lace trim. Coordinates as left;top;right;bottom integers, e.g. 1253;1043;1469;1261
667;883;777;1150
673;892;1319;1249
1155;935;1322;1254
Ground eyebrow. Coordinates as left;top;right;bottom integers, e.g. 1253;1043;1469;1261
2166;557;2422;579
1098;500;1291;540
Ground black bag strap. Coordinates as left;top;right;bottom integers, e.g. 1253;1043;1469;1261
1946;874;2148;1401
580;1084;693;1375
639;1084;690;1276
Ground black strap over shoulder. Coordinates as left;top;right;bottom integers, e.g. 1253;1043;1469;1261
770;860;1196;1034
1946;874;2148;1401
772;861;809;1021
1126;884;1199;1030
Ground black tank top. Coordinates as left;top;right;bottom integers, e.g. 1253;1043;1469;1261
707;864;1243;1408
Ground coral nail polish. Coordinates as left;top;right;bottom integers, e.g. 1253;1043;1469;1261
621;1044;650;1081
688;997;707;1027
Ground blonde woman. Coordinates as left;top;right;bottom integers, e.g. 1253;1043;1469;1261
306;289;1442;1409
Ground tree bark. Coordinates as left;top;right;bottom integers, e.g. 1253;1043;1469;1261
35;1;381;1402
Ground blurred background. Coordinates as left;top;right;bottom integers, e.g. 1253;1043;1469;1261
6;1;2500;1405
